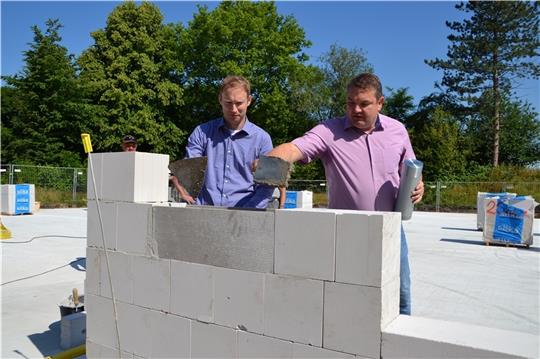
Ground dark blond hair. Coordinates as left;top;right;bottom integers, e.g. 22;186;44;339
219;75;251;98
347;73;383;99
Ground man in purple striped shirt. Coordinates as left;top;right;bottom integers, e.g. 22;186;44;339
183;76;274;208
267;73;424;314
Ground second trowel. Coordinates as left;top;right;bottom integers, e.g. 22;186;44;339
168;157;208;199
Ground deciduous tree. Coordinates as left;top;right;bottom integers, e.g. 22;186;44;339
77;2;185;156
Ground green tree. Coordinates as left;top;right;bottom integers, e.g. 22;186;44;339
425;1;540;166
1;19;91;166
464;90;540;167
179;1;319;148
382;87;415;123
409;107;467;180
77;2;185;156
317;44;373;120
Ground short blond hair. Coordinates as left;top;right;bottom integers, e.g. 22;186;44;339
219;75;251;98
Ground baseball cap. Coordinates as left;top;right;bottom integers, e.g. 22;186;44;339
122;135;137;144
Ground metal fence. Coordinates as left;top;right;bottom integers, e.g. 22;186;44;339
1;164;539;212
1;164;87;207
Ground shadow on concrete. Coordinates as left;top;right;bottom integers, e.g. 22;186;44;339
441;238;540;252
70;257;86;271
440;238;486;246
27;320;62;358
441;226;481;232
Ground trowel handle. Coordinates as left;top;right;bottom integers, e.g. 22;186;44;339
72;288;79;306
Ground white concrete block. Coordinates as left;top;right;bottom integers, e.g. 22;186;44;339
99;251;132;303
132;255;170;311
170;260;213;322
89;152;169;202
238;331;292;358
264;274;323;346
60;312;86;349
335;212;400;287
292;343;356;358
87;153;103;200
116;202;153;255
382;315;539;358
101;152;135;202
323;282;381;358
275;210;335;281
85;294;118;349
214;267;264;333
191;321;237;358
85;247;100;296
148;310;191;358
381;277;400;329
117;302;152;358
86;340;131;358
87;200;117;250
297;191;313;208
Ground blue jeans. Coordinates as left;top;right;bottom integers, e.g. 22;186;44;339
400;226;411;315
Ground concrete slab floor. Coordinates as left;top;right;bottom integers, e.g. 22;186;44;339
1;208;538;358
1;209;87;359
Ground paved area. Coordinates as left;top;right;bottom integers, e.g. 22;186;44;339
404;212;539;336
1;209;87;359
1;208;539;358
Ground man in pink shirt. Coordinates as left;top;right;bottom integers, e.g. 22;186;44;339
267;73;424;314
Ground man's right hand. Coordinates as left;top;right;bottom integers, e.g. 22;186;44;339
180;193;196;205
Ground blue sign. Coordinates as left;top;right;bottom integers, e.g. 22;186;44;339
284;191;297;209
493;200;524;244
15;184;31;214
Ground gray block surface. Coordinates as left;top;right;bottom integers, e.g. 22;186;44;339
153;206;275;273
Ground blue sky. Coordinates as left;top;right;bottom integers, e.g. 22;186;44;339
1;1;538;110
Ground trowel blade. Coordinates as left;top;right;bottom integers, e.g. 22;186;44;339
253;155;291;187
168;157;208;198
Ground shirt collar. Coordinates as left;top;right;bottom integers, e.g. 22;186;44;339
218;117;253;135
343;114;384;133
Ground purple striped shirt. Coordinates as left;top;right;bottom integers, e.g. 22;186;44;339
292;114;415;211
186;117;274;208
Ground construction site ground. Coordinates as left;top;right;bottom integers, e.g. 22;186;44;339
1;208;539;358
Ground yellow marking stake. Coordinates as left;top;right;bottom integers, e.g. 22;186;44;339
81;133;93;153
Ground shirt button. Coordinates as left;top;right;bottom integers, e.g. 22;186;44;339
226;165;230;168
225;180;228;183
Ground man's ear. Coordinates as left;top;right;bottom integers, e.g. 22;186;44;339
246;95;252;107
377;96;385;111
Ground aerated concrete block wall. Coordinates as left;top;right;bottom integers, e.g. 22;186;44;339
85;152;538;359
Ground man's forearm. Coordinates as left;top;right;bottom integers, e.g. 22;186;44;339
267;143;304;163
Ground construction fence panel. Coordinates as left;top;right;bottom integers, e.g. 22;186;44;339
1;163;538;214
1;164;87;208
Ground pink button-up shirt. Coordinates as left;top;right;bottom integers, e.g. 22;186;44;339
292;114;415;211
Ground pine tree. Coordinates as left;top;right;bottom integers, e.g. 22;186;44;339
425;1;540;166
1;19;91;166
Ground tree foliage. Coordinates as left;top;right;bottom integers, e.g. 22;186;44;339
1;19;90;166
382;87;415;123
77;2;185;156
425;1;540;166
408;106;467;180
464;90;540;167
317;44;373;120
178;1;318;148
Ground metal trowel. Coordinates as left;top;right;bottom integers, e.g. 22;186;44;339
253;155;292;187
168;157;208;198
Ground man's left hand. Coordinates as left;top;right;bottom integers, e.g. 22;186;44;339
411;180;424;204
